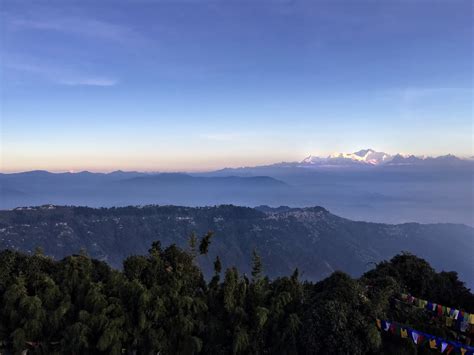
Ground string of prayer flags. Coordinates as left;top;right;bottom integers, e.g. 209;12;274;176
377;319;474;354
400;294;474;334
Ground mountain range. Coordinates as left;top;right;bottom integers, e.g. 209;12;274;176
290;149;470;167
302;149;394;165
1;204;473;288
1;149;473;225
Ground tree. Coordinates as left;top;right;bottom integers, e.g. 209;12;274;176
251;249;263;282
299;272;380;354
199;231;213;255
188;232;198;259
0;239;471;354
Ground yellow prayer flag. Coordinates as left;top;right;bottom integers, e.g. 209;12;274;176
400;329;408;338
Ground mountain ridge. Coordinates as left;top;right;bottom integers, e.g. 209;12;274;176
1;204;473;288
300;149;468;167
1;149;472;176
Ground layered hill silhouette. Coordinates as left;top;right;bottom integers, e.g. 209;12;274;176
2;150;473;225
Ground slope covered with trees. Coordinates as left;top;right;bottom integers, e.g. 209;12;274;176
1;205;473;288
0;233;473;354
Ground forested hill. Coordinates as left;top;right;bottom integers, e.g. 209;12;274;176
1;205;473;288
1;242;474;353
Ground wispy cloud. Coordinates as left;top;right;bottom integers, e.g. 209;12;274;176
388;87;473;122
5;12;146;45
399;87;472;103
5;61;118;87
58;78;118;87
2;7;128;88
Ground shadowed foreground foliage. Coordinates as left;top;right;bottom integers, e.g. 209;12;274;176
0;233;472;354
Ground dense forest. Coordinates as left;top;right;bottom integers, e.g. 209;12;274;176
2;205;473;288
1;232;473;354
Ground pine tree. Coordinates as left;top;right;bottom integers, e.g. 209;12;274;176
188;232;198;259
251;249;263;281
199;231;213;255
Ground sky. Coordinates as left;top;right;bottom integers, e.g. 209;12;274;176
0;0;472;172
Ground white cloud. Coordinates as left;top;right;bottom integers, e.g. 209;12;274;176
5;61;118;87
399;87;472;103
58;78;118;87
6;13;146;45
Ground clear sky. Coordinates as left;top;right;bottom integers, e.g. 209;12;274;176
1;0;472;172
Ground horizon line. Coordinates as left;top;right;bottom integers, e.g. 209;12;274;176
1;151;472;175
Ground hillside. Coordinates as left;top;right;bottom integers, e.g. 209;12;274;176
1;205;473;288
1;241;474;354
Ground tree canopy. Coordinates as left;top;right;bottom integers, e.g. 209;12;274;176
0;235;472;354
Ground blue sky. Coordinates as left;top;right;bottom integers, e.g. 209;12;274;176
1;0;472;172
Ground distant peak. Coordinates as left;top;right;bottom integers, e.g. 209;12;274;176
302;149;392;166
302;155;323;164
300;150;470;167
353;149;375;157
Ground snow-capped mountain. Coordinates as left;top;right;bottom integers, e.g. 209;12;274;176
300;149;469;167
302;149;393;166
